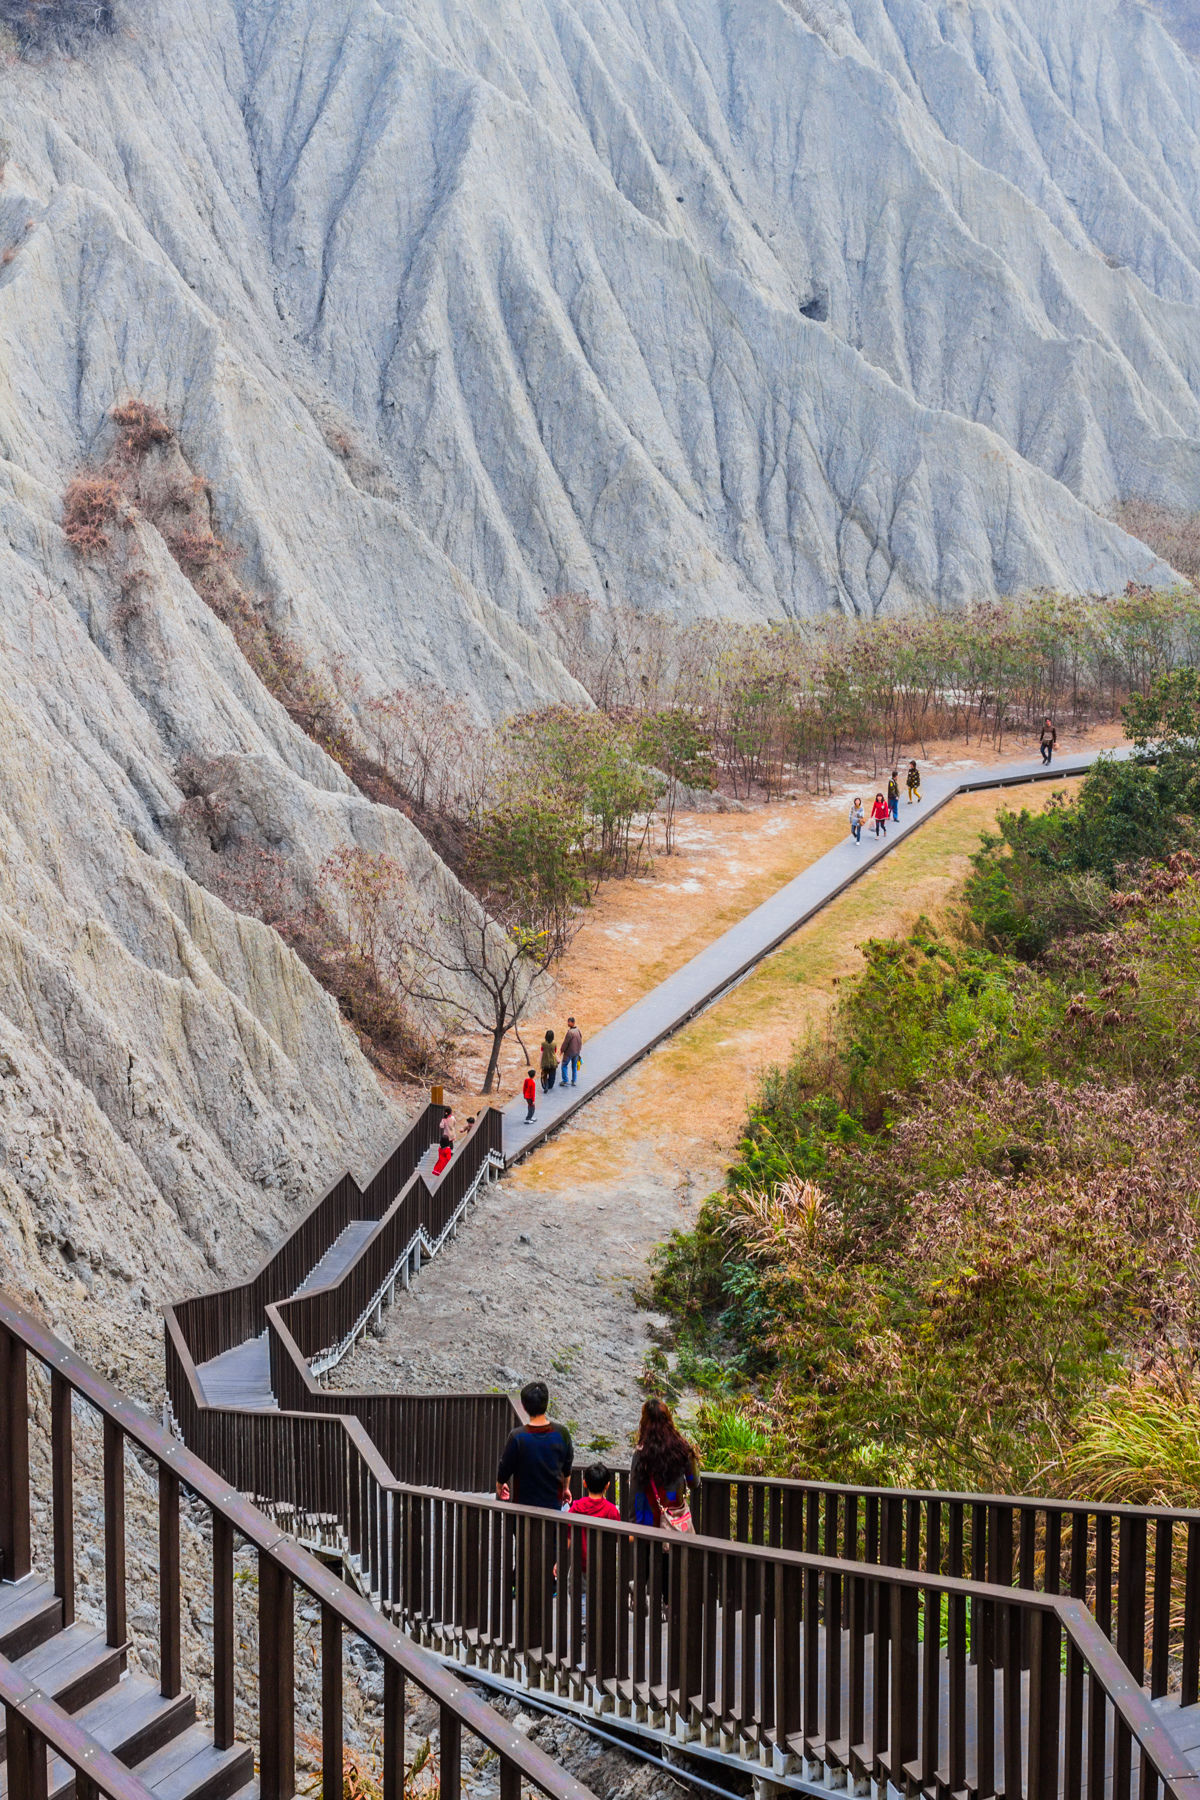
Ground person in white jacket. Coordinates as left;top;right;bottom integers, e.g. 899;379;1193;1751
848;797;865;842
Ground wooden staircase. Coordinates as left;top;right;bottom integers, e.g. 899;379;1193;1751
0;1575;253;1800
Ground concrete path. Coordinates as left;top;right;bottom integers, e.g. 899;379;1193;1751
502;747;1126;1161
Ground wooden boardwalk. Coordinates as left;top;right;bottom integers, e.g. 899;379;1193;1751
502;746;1129;1160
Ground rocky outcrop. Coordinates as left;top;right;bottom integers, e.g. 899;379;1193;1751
2;0;1200;1370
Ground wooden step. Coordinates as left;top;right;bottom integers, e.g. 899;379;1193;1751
0;1745;73;1800
132;1724;254;1800
0;1578;62;1660
75;1672;197;1767
0;1624;126;1756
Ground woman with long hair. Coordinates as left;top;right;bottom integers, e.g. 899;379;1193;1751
630;1397;698;1528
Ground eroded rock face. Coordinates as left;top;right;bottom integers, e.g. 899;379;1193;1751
0;0;1199;1369
1;0;1196;642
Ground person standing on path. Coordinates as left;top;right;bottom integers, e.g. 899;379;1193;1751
631;1399;699;1601
631;1398;698;1528
540;1030;558;1093
871;792;889;837
1040;717;1057;765
888;769;900;822
568;1463;621;1570
559;1017;583;1087
432;1106;455;1177
848;796;864;842
907;760;922;803
496;1381;574;1507
522;1068;537;1123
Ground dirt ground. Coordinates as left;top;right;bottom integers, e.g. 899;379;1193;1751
441;723;1121;1103
338;760;1099;1452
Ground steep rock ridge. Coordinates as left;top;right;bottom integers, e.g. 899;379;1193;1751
0;429;469;1379
0;0;1190;643
0;0;1197;1370
235;0;1194;614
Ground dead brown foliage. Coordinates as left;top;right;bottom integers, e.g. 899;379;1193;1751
61;475;122;555
110;398;171;461
1114;498;1200;589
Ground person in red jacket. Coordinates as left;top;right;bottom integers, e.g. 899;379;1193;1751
522;1068;537;1123
431;1107;455;1177
871;792;889;837
568;1463;621;1569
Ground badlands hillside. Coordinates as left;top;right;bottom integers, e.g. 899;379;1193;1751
2;0;1200;1380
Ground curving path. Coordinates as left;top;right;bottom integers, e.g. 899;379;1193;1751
504;746;1124;1159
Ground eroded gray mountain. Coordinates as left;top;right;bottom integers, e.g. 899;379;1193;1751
0;0;1198;1365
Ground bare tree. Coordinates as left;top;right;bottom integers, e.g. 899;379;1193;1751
406;886;571;1094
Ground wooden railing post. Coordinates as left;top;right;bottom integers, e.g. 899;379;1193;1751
50;1371;75;1626
0;1331;31;1581
322;1604;343;1800
1027;1608;1061;1800
258;1551;294;1800
6;1705;48;1800
212;1512;235;1750
383;1660;405;1800
158;1466;181;1699
102;1419;126;1650
439;1702;462;1800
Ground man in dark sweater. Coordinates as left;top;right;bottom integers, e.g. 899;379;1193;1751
496;1381;573;1508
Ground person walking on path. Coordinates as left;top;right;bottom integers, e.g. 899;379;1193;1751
559;1017;583;1087
539;1030;558;1094
432;1106;456;1177
871;792;889;837
496;1381;574;1507
568;1463;620;1569
848;796;864;842
1040;717;1057;765
522;1068;537;1123
907;760;922;803
888;769;900;822
631;1399;698;1604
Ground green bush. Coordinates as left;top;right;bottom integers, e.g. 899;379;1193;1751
650;890;1200;1494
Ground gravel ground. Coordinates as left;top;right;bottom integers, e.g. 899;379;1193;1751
334;1074;712;1454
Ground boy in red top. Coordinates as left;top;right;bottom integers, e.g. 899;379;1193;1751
568;1463;621;1569
522;1068;537;1123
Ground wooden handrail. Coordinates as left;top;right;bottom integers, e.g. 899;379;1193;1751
0;1648;160;1800
0;1290;598;1800
157;1092;1200;1795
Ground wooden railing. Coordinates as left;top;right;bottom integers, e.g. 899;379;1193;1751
165;1100;447;1369
393;1490;1200;1800
161;1093;1200;1793
165;1107;510;1497
0;1292;596;1800
687;1476;1200;1703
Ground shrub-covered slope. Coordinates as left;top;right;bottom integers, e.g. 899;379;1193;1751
653;698;1200;1497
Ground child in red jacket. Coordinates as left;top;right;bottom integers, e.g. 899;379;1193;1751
568;1463;621;1569
522;1069;537;1123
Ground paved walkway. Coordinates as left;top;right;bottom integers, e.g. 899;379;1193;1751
502;747;1126;1160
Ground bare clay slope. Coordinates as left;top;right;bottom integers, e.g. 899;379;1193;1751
0;0;1197;1376
237;0;1197;615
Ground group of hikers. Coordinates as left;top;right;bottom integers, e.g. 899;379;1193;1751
848;720;1058;843
849;760;921;842
522;1016;584;1122
496;1381;698;1574
429;1015;586;1177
